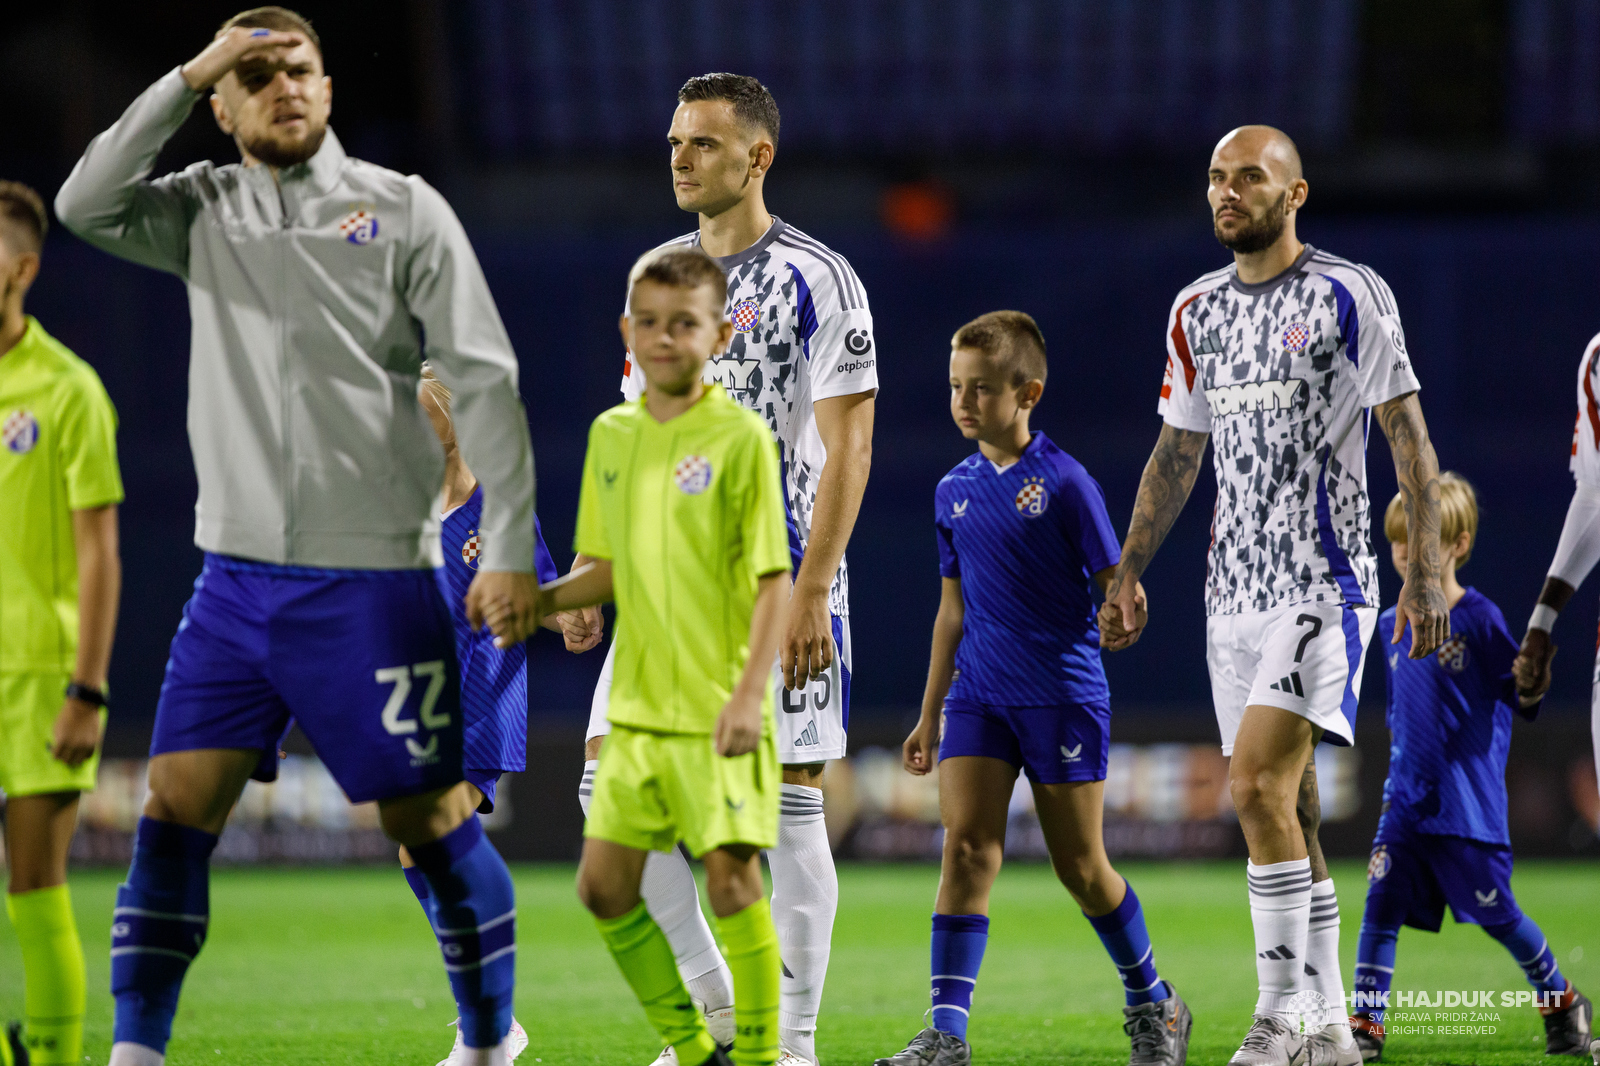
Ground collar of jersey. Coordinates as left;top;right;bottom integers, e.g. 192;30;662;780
240;126;348;196
1228;242;1318;297
636;382;731;427
694;216;787;272
0;316;45;384
978;430;1046;474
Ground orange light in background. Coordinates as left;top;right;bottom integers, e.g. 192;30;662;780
881;179;955;241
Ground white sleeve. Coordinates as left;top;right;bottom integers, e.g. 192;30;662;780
1157;290;1212;432
1346;270;1420;407
808;305;878;401
1550;481;1600;588
1569;335;1600;487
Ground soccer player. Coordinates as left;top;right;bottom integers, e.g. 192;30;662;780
574;73;876;1066
542;246;791;1066
1511;328;1600;815
0;180;123;1066
1096;126;1449;1066
398;363;587;1065
1348;474;1592;1062
55;11;538;1065
874;312;1187;1066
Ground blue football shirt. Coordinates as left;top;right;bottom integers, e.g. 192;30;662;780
436;485;559;775
935;432;1122;707
1375;588;1538;847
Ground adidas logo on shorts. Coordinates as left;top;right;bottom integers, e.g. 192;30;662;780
796;720;820;747
1268;671;1305;697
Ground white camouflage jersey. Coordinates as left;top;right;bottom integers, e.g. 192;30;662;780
1568;330;1600;486
621;217;877;615
1158;244;1420;617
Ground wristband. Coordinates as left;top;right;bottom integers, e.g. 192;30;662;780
1528;604;1559;634
65;682;108;708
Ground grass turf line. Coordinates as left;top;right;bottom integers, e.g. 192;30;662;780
0;860;1592;1064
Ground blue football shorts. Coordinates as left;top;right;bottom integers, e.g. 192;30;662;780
1363;819;1523;932
151;554;464;804
938;696;1112;784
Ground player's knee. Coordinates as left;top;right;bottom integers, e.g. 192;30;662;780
584;735;605;761
575;865;629;918
1050;853;1103;898
942;831;1002;884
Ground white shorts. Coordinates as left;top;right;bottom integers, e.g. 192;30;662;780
584;615;853;764
1205;601;1377;756
1589;639;1600;805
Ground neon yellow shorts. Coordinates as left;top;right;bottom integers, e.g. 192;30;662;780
585;723;778;858
0;672;104;797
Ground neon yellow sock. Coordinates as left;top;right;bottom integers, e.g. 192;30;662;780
716;899;781;1066
6;885;86;1066
597;901;715;1065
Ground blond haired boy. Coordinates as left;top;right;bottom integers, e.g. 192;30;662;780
1348;473;1592;1060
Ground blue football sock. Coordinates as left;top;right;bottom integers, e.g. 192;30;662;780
409;817;516;1049
1354;921;1398;1023
402;865;436;925
1085;880;1169;1007
1484;915;1567;994
110;817;219;1052
930;913;987;1040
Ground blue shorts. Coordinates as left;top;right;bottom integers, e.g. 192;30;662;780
152;555;464;805
1364;821;1522;932
938;697;1111;784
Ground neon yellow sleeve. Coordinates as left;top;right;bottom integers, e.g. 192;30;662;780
56;370;124;511
573;418;613;560
739;417;791;578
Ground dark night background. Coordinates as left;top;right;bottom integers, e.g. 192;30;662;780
4;0;1599;749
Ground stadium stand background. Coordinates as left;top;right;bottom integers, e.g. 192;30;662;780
2;0;1597;859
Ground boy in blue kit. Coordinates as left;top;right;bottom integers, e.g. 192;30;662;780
398;365;598;1065
1349;474;1593;1061
875;312;1189;1066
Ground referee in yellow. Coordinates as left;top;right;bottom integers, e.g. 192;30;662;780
0;180;123;1066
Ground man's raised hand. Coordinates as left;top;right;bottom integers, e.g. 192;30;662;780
181;25;304;92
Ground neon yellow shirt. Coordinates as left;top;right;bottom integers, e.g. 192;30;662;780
576;384;790;734
0;317;124;673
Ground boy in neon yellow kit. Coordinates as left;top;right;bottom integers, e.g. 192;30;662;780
537;247;791;1066
0;181;123;1066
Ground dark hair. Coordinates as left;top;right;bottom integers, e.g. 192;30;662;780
218;6;322;58
0;180;47;254
678;73;780;147
952;310;1048;388
629;247;729;305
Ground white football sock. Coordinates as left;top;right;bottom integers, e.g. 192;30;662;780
1306;877;1353;1040
579;758;734;1013
1247;857;1313;1016
108;1044;165;1066
769;784;836;1061
642;846;735;1013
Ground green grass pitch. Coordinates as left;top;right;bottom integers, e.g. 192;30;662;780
0;859;1593;1064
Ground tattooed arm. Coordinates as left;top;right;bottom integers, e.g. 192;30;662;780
1375;390;1449;658
1099;424;1210;650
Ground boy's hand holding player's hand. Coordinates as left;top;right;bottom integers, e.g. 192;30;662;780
714;691;763;757
557;606;604;653
181;26;305;91
902;714;940;776
1098;579;1149;651
51;696;105;768
1513;628;1557;701
466;570;543;649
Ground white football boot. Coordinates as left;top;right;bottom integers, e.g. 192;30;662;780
436;1017;529;1066
646;1006;735;1065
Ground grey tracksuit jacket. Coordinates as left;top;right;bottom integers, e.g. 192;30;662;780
55;69;535;572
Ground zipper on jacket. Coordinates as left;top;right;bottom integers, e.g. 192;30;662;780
273;170;294;563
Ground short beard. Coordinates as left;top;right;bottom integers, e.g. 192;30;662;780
241;122;328;169
1215;192;1288;254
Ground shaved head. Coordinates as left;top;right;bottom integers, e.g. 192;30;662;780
1213;125;1303;183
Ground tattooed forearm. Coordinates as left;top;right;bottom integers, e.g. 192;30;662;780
1377;390;1451;656
1376;392;1442;586
1110;425;1209;593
